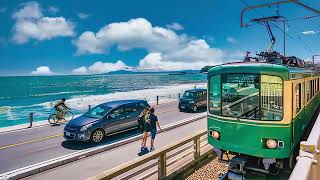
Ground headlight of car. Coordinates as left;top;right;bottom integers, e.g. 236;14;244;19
80;124;93;131
189;101;194;104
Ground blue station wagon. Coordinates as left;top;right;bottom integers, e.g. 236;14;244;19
64;100;149;143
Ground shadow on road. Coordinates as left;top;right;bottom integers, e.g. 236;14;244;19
61;128;143;150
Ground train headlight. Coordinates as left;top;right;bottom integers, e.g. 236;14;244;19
211;130;220;139
266;139;277;149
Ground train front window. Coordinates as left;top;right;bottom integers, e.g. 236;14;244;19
209;74;283;121
221;74;260;120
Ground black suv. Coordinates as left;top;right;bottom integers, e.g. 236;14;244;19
178;88;207;112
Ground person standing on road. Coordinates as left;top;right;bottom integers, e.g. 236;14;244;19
140;107;150;150
149;107;161;151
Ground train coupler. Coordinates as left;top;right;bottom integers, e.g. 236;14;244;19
219;155;247;180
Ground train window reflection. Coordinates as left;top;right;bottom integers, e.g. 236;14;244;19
221;74;259;120
209;74;283;121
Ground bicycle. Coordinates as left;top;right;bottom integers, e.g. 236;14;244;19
48;110;74;125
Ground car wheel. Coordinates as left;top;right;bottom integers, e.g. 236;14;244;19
90;129;105;143
193;105;198;112
179;107;183;112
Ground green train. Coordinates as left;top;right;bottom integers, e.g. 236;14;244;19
207;56;320;177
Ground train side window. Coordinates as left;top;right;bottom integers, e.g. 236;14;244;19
316;78;319;93
313;80;315;96
295;83;302;113
314;78;319;93
209;75;221;115
311;80;314;98
306;81;311;102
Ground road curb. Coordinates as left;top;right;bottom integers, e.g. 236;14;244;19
0;113;207;180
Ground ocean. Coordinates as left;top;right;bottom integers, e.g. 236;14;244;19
0;73;207;127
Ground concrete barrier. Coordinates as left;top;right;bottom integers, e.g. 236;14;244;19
0;113;206;180
289;112;320;180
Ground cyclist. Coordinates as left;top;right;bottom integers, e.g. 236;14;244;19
54;98;70;119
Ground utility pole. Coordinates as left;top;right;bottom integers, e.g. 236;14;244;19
283;20;286;56
312;55;320;64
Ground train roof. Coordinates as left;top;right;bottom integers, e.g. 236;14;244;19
208;62;319;80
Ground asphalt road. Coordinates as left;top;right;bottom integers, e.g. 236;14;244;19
0;101;206;174
24;117;208;180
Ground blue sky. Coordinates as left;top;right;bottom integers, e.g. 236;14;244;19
0;0;319;76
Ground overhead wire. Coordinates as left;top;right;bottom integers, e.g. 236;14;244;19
239;0;316;55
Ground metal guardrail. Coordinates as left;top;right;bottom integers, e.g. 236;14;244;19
289;112;320;180
88;130;211;180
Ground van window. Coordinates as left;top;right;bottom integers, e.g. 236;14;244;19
203;91;207;98
139;102;148;108
109;108;124;119
84;105;112;119
124;106;138;114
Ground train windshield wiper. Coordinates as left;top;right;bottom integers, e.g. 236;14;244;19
225;107;240;121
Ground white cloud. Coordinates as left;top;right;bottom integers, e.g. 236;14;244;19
166;22;184;31
12;1;75;44
72;60;129;74
74;18;224;70
31;66;53;75
48;6;59;14
138;39;223;70
72;66;88;74
13;2;43;19
78;13;90;19
74;18;185;55
302;30;318;35
226;37;237;44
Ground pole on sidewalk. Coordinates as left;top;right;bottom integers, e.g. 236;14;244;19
178;93;180;99
157;96;159;105
88;105;91;111
28;112;33;128
169;94;171;99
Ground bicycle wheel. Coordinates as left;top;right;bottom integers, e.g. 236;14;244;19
64;111;74;121
48;114;59;124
